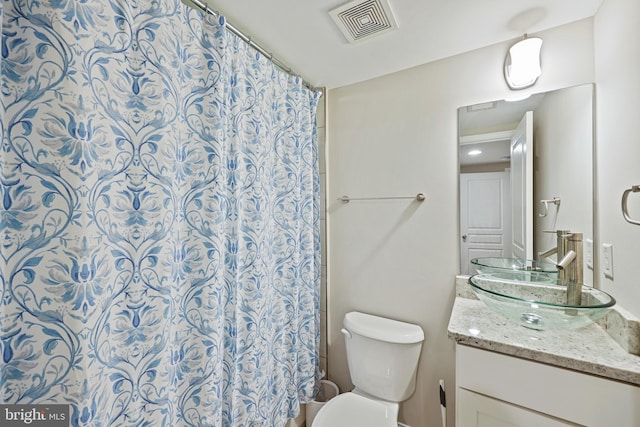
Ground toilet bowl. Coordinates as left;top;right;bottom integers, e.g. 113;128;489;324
311;391;398;427
311;311;424;427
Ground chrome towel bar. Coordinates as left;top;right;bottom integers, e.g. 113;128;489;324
622;185;640;225
339;193;426;203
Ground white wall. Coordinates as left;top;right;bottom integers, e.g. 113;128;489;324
327;19;595;427
594;0;640;317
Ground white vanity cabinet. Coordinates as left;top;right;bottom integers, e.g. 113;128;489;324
455;345;640;427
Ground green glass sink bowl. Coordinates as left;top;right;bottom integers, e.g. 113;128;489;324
469;272;616;330
471;257;558;276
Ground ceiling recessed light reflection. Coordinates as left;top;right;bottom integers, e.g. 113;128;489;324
468;149;482;156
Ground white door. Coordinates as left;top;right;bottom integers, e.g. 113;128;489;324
510;111;534;260
460;171;511;275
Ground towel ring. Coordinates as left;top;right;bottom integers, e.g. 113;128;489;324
622;185;640;225
538;197;561;218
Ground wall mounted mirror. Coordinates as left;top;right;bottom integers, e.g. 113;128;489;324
458;84;594;285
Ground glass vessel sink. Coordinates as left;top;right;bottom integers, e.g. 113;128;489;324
471;257;557;275
469;272;616;330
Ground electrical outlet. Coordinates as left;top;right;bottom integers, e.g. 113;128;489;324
585;239;593;269
602;243;614;280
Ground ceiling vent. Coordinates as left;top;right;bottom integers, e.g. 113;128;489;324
329;0;398;43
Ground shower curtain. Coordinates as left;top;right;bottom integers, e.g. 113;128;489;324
0;1;321;426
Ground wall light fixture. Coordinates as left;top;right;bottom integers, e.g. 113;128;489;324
504;35;543;90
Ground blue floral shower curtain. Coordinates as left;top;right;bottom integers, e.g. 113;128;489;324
0;1;320;426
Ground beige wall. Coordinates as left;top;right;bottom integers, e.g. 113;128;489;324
594;0;640;317
327;18;595;427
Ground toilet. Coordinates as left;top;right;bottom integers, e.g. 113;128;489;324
312;311;425;427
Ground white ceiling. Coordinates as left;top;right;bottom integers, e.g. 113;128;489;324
203;0;604;89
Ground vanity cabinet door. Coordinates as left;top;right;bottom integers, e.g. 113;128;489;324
457;388;578;427
455;345;640;427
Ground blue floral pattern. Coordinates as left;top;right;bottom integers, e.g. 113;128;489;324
0;1;321;426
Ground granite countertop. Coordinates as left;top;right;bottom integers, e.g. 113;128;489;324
448;277;640;386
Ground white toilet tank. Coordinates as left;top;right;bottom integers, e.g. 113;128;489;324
342;311;424;402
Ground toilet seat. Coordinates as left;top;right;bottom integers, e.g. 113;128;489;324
311;392;398;427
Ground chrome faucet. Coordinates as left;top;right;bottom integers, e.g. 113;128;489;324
539;230;583;305
556;230;583;284
538;229;565;262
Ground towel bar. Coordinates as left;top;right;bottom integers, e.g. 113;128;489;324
339;193;426;203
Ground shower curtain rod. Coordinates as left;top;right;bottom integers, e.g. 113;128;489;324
183;0;321;94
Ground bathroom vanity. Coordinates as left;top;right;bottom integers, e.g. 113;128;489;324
448;277;640;427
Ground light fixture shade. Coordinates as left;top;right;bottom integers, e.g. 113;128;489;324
504;37;543;90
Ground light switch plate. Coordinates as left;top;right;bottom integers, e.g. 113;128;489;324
585;239;593;270
603;243;614;279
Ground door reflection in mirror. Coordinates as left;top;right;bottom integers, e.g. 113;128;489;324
458;84;594;285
